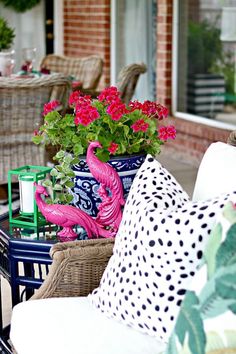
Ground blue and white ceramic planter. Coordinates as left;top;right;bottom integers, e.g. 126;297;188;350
70;154;145;217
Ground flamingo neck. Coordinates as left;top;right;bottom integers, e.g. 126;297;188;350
35;192;46;214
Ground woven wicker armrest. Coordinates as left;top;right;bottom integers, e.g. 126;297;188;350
31;238;114;300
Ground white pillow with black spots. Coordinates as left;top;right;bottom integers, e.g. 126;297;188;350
124;154;189;212
90;155;236;343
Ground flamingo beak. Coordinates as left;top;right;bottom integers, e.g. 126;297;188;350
44;190;49;197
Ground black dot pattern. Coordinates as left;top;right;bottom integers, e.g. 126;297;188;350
90;155;236;342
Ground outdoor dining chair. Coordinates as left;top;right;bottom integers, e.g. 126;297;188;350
40;54;103;91
116;62;147;104
0;74;71;185
81;62;147;104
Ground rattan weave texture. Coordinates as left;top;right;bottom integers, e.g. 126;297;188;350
31;238;114;299
0;74;71;184
40;54;103;90
117;63;147;104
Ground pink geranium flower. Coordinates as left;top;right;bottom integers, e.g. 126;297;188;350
98;86;120;105
129;100;143;111
106;100;128;121
158;125;176;141
75;105;100;126
131;119;149;133
108;142;119;154
43;100;60;116
68;91;81;106
141;101;169;119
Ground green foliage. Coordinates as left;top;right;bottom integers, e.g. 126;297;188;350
0;0;41;13
205;331;236;353
0;17;15;50
166;202;236;354
188;19;223;74
175;292;206;354
211;51;235;98
203;222;223;278
188;19;235;100
215;223;236;269
42;150;78;204
198;263;236;319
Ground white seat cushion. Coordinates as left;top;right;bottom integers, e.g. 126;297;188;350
192;142;236;201
10;297;166;354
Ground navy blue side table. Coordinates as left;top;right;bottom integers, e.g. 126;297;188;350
0;210;57;352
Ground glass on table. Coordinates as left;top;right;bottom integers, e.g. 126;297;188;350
0;50;15;77
21;47;36;73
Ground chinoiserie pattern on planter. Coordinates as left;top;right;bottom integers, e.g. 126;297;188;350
71;154;146;217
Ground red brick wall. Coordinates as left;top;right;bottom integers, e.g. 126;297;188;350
156;0;173;108
64;0;111;87
165;118;230;165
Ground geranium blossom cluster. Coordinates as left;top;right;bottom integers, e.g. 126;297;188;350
65;86;175;144
38;86;176;162
43;100;60;116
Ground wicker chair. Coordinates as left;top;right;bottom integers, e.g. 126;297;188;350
116;63;147;104
82;62;147;104
0;74;71;185
40;54;103;90
31;238;114;299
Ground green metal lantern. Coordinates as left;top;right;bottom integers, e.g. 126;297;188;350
8;165;52;227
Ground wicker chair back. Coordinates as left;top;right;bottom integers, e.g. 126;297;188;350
117;63;147;104
40;54;103;90
0;74;71;184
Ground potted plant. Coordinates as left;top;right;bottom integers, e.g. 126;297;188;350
187;19;226;117
0;16;15;76
33;87;176;215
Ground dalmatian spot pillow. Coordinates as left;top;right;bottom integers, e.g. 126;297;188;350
123;155;189;213
90;157;236;343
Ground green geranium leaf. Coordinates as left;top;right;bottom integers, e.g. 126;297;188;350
42;179;52;187
73;143;84;156
215;223;236;269
123;125;130;137
55;150;66;159
64;155;74;164
55;165;63;172
204;222;222;279
44;111;61;123
53;184;63;191
55;172;65;180
64;180;75;188
50;168;59;177
64;193;74;204
96;149;110;162
32;135;43;144
71;157;79;165
175;291;206;354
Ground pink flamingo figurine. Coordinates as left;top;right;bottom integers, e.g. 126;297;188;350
86;141;125;232
34;183;115;242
